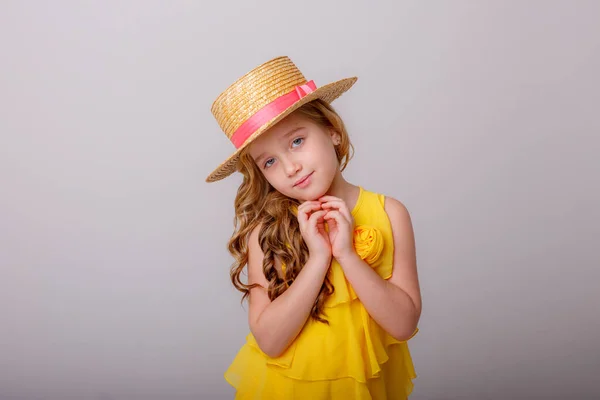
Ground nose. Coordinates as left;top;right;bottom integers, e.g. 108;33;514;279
282;156;301;177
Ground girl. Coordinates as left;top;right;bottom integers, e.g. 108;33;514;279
206;56;422;399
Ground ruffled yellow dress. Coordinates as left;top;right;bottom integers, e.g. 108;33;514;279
225;187;418;399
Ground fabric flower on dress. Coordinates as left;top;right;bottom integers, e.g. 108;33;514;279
353;225;384;265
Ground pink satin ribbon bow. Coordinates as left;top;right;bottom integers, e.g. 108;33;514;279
230;80;317;149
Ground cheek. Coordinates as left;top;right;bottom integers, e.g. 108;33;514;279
313;140;337;161
325;144;340;168
263;173;278;187
263;171;286;191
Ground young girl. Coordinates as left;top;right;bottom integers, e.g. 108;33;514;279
206;56;422;399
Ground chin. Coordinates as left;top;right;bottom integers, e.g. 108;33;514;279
301;184;330;202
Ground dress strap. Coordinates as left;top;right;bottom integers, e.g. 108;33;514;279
377;193;386;208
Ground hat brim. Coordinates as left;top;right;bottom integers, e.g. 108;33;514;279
205;76;358;183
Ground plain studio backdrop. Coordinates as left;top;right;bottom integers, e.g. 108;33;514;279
1;1;599;399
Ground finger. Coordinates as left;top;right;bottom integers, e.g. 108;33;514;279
298;201;321;212
320;200;348;215
297;201;322;215
308;210;327;225
324;210;349;228
297;202;322;224
316;214;328;234
327;208;352;223
320;200;344;208
307;210;327;234
320;199;352;221
324;215;337;233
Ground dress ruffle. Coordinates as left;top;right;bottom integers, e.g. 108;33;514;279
225;297;418;399
225;218;418;399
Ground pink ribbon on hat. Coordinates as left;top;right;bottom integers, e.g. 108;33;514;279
230;80;317;149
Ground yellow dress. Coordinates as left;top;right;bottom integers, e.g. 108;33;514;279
225;186;418;399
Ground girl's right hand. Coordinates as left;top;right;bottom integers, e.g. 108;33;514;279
297;201;332;262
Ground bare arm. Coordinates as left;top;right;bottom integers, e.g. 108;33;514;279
335;197;422;341
247;224;331;358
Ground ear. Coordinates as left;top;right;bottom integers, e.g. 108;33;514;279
329;128;341;145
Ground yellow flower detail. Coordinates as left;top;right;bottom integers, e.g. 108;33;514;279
353;225;384;265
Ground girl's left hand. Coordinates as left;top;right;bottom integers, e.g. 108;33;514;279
319;195;356;261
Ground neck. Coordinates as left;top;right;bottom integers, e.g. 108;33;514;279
325;171;360;211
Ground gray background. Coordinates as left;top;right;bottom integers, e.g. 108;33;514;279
1;1;599;399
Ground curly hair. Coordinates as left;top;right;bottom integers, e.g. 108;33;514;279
227;99;354;323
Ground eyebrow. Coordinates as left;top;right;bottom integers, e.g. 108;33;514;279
253;126;306;163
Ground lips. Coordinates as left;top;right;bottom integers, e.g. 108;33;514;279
294;172;313;187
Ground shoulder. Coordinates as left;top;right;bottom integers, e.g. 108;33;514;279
358;186;413;234
359;185;408;214
383;195;411;220
382;194;415;238
248;222;262;246
247;222;283;284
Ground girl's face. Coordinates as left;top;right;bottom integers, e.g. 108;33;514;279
248;112;341;202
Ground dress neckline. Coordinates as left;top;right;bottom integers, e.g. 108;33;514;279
351;186;364;217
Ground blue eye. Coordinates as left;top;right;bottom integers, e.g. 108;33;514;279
292;137;304;147
264;158;275;168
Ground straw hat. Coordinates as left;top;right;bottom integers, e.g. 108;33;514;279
206;56;358;182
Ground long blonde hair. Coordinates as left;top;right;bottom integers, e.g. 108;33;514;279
228;99;354;323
